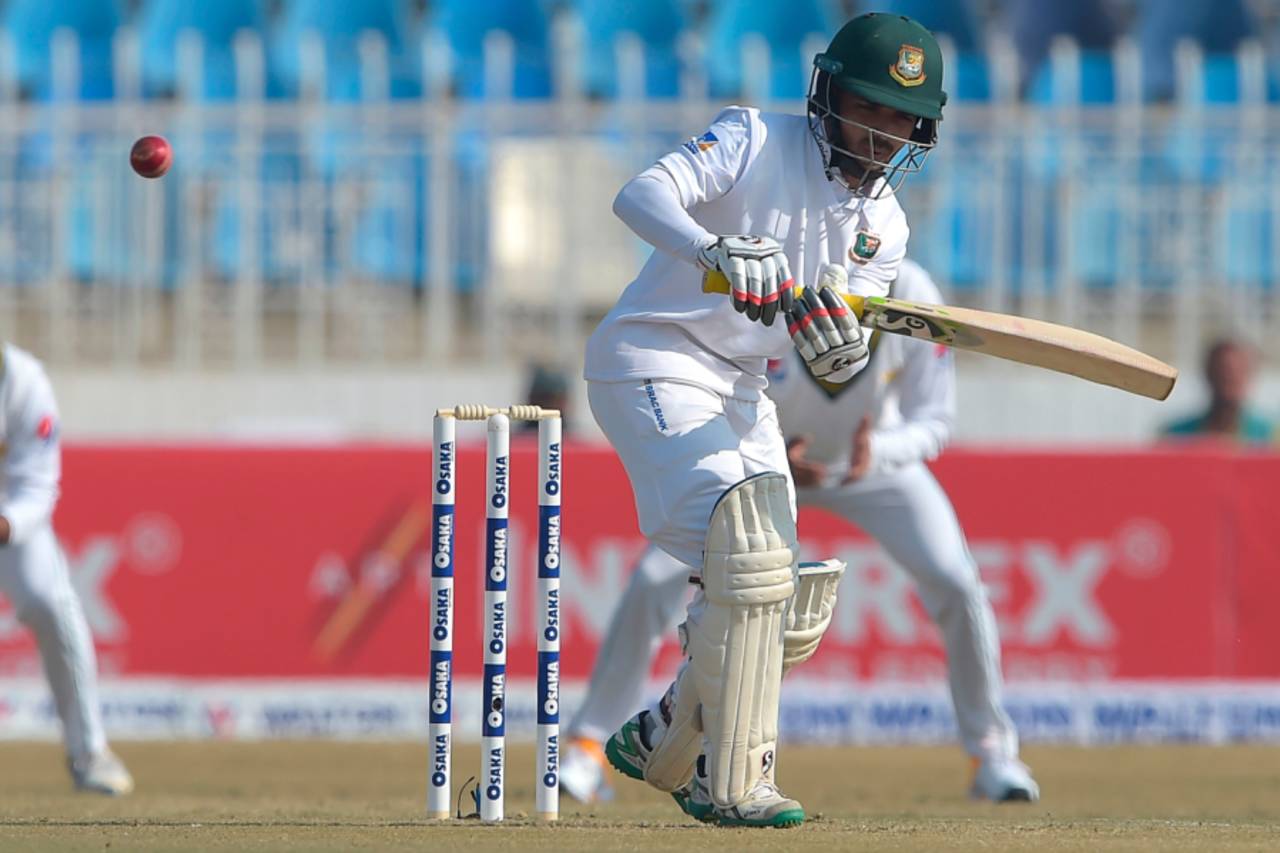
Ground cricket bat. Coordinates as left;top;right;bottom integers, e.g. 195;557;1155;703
703;270;1178;401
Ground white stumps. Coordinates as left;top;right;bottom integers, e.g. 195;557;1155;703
428;405;561;822
427;413;455;819
535;415;562;821
481;412;509;823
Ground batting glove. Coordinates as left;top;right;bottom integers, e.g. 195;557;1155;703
697;235;795;326
787;285;869;384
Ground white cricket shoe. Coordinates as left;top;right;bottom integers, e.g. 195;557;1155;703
608;711;805;827
711;777;805;828
971;757;1039;803
559;737;614;804
69;750;134;796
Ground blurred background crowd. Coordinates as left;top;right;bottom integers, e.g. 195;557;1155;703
0;0;1273;444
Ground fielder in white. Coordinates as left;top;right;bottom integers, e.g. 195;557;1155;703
0;343;133;795
565;260;1039;808
585;13;953;827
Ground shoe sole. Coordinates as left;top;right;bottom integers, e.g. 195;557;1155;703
971;786;1039;803
75;784;133;796
715;806;806;828
604;734;645;782
670;790;715;823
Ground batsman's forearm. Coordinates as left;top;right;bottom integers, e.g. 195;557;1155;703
614;171;718;266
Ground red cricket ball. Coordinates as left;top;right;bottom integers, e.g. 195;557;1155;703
130;135;172;179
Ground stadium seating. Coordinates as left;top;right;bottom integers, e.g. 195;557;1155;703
1006;0;1117;103
703;0;835;99
3;0;123;100
0;0;1272;306
138;0;265;100
430;0;553;99
271;0;419;100
576;0;689;98
1137;0;1255;102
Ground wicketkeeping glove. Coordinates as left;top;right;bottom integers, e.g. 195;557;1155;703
697;235;794;326
787;283;869;384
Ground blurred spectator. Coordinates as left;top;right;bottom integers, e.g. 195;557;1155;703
1161;339;1274;445
520;364;571;434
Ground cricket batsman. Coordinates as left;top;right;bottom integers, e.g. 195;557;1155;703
584;13;945;826
565;260;1040;811
0;342;134;794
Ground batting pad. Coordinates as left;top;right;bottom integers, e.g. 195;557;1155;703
685;472;798;808
642;660;703;793
782;559;846;676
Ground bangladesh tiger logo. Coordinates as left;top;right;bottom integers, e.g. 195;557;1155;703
889;44;926;88
848;231;881;265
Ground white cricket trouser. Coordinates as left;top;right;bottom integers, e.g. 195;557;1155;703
0;525;107;761
569;461;1020;763
587;379;793;568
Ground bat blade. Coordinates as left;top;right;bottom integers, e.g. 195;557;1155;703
702;270;1178;400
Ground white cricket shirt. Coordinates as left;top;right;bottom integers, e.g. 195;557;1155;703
586;106;910;400
0;343;61;544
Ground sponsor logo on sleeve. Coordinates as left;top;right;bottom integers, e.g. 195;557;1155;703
682;130;719;156
36;415;57;443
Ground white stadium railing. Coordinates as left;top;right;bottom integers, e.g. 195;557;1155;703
0;25;1275;375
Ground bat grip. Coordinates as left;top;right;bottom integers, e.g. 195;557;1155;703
701;269;867;321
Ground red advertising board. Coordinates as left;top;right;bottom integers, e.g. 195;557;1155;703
0;444;1274;683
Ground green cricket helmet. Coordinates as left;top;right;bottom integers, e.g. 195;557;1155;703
808;13;948;195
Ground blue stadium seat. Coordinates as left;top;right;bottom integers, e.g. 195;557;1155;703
2;0;123;100
576;0;689;98
1219;182;1273;289
1137;0;1253;102
1201;53;1243;104
138;0;265;100
432;0;552;99
950;51;991;101
345;148;426;284
212;139;309;284
1005;0;1116;102
1025;50;1116;105
704;0;835;100
271;0;419;101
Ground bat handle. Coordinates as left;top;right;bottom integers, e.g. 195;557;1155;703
701;269;867;321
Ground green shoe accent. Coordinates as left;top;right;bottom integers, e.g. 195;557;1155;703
670;788;715;823
604;721;645;781
715;806;806;828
